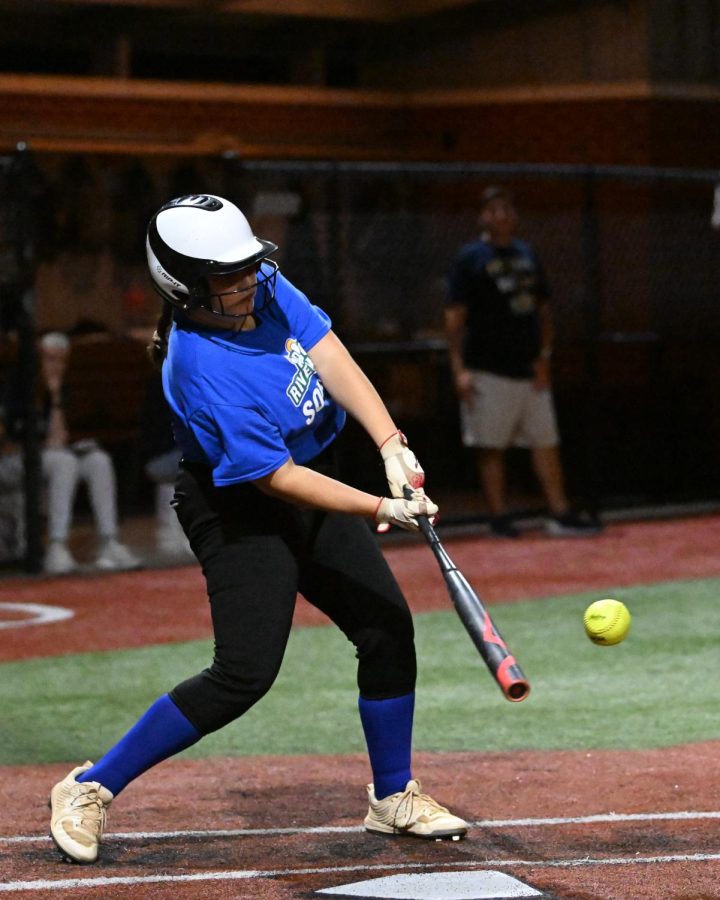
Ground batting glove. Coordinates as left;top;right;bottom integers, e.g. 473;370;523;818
379;430;425;498
374;492;439;533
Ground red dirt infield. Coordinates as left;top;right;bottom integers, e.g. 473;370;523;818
2;514;720;898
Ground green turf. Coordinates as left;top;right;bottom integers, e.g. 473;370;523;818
2;578;720;765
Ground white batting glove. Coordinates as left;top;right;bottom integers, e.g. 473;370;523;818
378;430;425;498
374;492;439;533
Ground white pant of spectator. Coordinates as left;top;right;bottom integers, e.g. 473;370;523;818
154;481;191;555
43;447;118;542
145;449;192;557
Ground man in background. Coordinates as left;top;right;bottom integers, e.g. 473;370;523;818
445;186;600;538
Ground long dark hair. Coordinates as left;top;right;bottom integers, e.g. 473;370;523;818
147;300;174;369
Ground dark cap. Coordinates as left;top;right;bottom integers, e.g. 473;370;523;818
480;185;514;209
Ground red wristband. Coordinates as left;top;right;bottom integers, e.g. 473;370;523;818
373;497;385;521
378;430;404;452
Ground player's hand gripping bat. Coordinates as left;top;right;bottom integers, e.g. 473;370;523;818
405;487;530;702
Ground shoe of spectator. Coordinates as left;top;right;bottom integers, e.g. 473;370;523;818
488;515;520;539
95;538;141;571
44;541;79;575
157;531;194;559
156;523;193;558
544;511;603;537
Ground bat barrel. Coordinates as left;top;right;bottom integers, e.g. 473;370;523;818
406;487;531;704
498;664;531;702
507;680;530;701
480;630;531;702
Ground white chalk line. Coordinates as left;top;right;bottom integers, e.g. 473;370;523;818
2;855;720;892
4;808;720;845
3;812;719;892
0;602;74;630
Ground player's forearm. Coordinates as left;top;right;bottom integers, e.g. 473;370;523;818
309;331;396;447
254;458;380;517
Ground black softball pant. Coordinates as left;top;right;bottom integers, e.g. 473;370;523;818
168;452;416;736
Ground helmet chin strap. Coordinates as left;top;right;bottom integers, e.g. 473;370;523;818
203;290;255;319
187;294;259;332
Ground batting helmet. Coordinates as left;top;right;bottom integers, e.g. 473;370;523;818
146;194;278;312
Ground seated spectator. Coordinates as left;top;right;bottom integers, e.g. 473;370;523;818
6;332;141;574
139;355;192;559
144;445;191;558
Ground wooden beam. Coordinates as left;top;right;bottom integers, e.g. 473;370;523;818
16;0;479;20
2;73;719;164
213;0;392;18
212;0;478;19
0;73;408;158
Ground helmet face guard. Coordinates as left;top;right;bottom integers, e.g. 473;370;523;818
190;259;279;323
146;194;279;318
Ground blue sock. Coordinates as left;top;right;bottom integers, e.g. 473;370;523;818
358;692;414;800
77;694;201;796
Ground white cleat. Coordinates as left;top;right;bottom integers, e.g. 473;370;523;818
49;762;113;864
364;779;468;840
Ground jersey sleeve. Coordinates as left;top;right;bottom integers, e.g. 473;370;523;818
190;404;290;485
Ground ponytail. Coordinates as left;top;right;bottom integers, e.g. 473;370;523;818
147;300;174;369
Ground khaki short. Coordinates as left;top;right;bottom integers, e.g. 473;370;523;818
459;370;560;449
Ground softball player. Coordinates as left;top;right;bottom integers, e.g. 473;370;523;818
49;194;467;864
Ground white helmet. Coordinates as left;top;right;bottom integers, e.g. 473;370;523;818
146;194;278;311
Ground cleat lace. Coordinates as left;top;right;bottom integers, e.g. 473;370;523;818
411;791;449;819
67;785;106;833
392;784;449;828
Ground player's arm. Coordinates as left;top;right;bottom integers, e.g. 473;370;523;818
255;457;378;514
307;330;396;447
253;458;435;531
308;330;428;499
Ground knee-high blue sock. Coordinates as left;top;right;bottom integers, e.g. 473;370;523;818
77;694;201;796
358;692;414;800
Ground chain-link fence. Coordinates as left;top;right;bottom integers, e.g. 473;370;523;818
2;152;720;568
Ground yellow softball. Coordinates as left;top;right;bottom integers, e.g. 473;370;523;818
583;599;631;646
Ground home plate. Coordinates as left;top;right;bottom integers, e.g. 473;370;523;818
316;870;542;898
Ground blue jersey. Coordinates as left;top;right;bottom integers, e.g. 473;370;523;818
162;268;346;486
